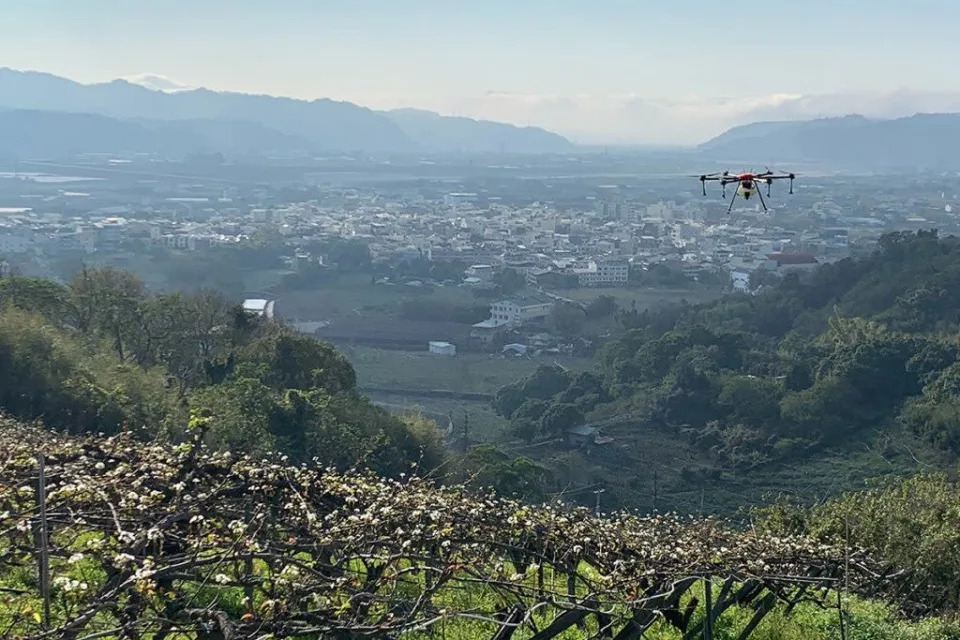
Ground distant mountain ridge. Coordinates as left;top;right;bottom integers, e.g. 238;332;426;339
699;113;960;169
0;108;315;159
0;68;573;156
382;108;572;154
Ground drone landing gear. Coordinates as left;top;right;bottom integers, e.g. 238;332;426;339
726;189;737;214
756;186;769;213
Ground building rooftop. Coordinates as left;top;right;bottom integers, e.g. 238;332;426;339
242;299;269;312
472;318;511;329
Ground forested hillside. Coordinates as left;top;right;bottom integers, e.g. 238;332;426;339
0;266;443;476
495;231;960;508
6;235;960;636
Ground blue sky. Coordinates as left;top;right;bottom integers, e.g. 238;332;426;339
3;1;960;143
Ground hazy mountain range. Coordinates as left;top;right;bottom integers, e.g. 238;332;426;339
2;67;960;169
698;113;960;170
0;68;573;157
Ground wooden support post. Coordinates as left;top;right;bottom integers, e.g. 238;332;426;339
35;454;51;630
624;578;698;639
703;576;713;640
735;593;777;640
491;604;525;640
243;504;254;614
837;589;847;640
527;608;590;640
684;576;740;639
595;609;614;638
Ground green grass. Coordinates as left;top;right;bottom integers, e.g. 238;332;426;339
370;394;509;441
275;274;484;322
7;533;956;640
402;579;960;640
346;346;594;395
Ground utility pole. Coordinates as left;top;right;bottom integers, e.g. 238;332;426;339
593;488;605;516
35;454;50;629
652;469;659;512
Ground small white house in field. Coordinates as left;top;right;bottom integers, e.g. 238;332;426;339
428;341;456;356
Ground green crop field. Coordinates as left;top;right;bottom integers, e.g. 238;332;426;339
551;285;723;309
275;274;483;321
346;345;594;395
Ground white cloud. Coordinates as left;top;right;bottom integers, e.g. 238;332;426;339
121;73;193;93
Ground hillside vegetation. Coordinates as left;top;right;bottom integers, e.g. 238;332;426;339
0;267;443;477
699;113;960;170
494;231;960;509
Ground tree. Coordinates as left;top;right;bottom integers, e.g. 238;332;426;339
240;331;357;394
548;302;586;338
457;444;550;501
540;403;584;436
0;275;73;323
323;238;373;272
493;268;525;295
69;266;147;360
585;294;617;319
748;268;779;291
493;383;526;419
0;306;177;437
192;376;281;454
512;418;539;443
493;365;572;418
717;375;783;430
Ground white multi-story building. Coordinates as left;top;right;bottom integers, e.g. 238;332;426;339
572;260;629;287
154;234;197;251
489;298;554;326
444;192;478;207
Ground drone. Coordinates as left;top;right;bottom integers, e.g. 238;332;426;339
694;169;796;214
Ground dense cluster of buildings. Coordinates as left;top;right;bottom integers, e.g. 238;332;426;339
2;162;956;301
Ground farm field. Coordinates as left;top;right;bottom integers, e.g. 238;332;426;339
274;273;482;322
344;345;594;395
550;284;723;309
